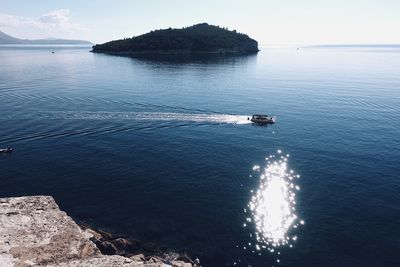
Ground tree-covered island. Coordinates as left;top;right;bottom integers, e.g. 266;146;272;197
91;23;259;56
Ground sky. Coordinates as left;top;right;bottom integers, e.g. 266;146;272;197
0;0;399;46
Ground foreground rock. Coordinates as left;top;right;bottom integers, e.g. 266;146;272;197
81;226;199;266
0;196;198;267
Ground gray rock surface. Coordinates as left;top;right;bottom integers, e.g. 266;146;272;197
0;196;195;267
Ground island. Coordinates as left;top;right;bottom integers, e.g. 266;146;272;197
0;30;92;45
91;23;259;56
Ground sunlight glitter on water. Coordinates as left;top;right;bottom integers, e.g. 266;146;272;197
247;153;302;249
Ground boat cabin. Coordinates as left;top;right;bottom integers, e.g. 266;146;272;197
250;114;275;124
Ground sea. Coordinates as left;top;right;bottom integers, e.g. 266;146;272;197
0;45;399;267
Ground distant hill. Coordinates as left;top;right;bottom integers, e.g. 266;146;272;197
92;23;259;56
0;30;92;45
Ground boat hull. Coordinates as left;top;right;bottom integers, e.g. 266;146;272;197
250;119;274;124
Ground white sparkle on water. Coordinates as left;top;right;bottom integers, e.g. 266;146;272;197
248;152;303;249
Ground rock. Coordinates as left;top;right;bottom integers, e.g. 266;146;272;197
83;228;103;241
172;260;194;267
0;196;99;266
113;237;137;253
96;229;114;240
124;257;132;263
49;255;143;267
96;240;118;255
130;253;145;263
82;227;141;256
0;195;198;267
147;256;163;263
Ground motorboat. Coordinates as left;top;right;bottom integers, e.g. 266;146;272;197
0;147;13;153
249;114;276;124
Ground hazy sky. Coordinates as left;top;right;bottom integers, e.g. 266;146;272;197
0;0;399;45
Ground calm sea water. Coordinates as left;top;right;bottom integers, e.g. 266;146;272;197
0;45;399;267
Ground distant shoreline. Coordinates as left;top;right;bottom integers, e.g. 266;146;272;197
0;44;92;47
304;44;400;48
0;30;92;45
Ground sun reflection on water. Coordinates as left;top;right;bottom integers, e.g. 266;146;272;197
246;151;303;252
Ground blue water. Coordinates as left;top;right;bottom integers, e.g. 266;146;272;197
0;45;399;266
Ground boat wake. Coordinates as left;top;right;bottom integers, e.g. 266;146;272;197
0;112;255;144
6;111;253;125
